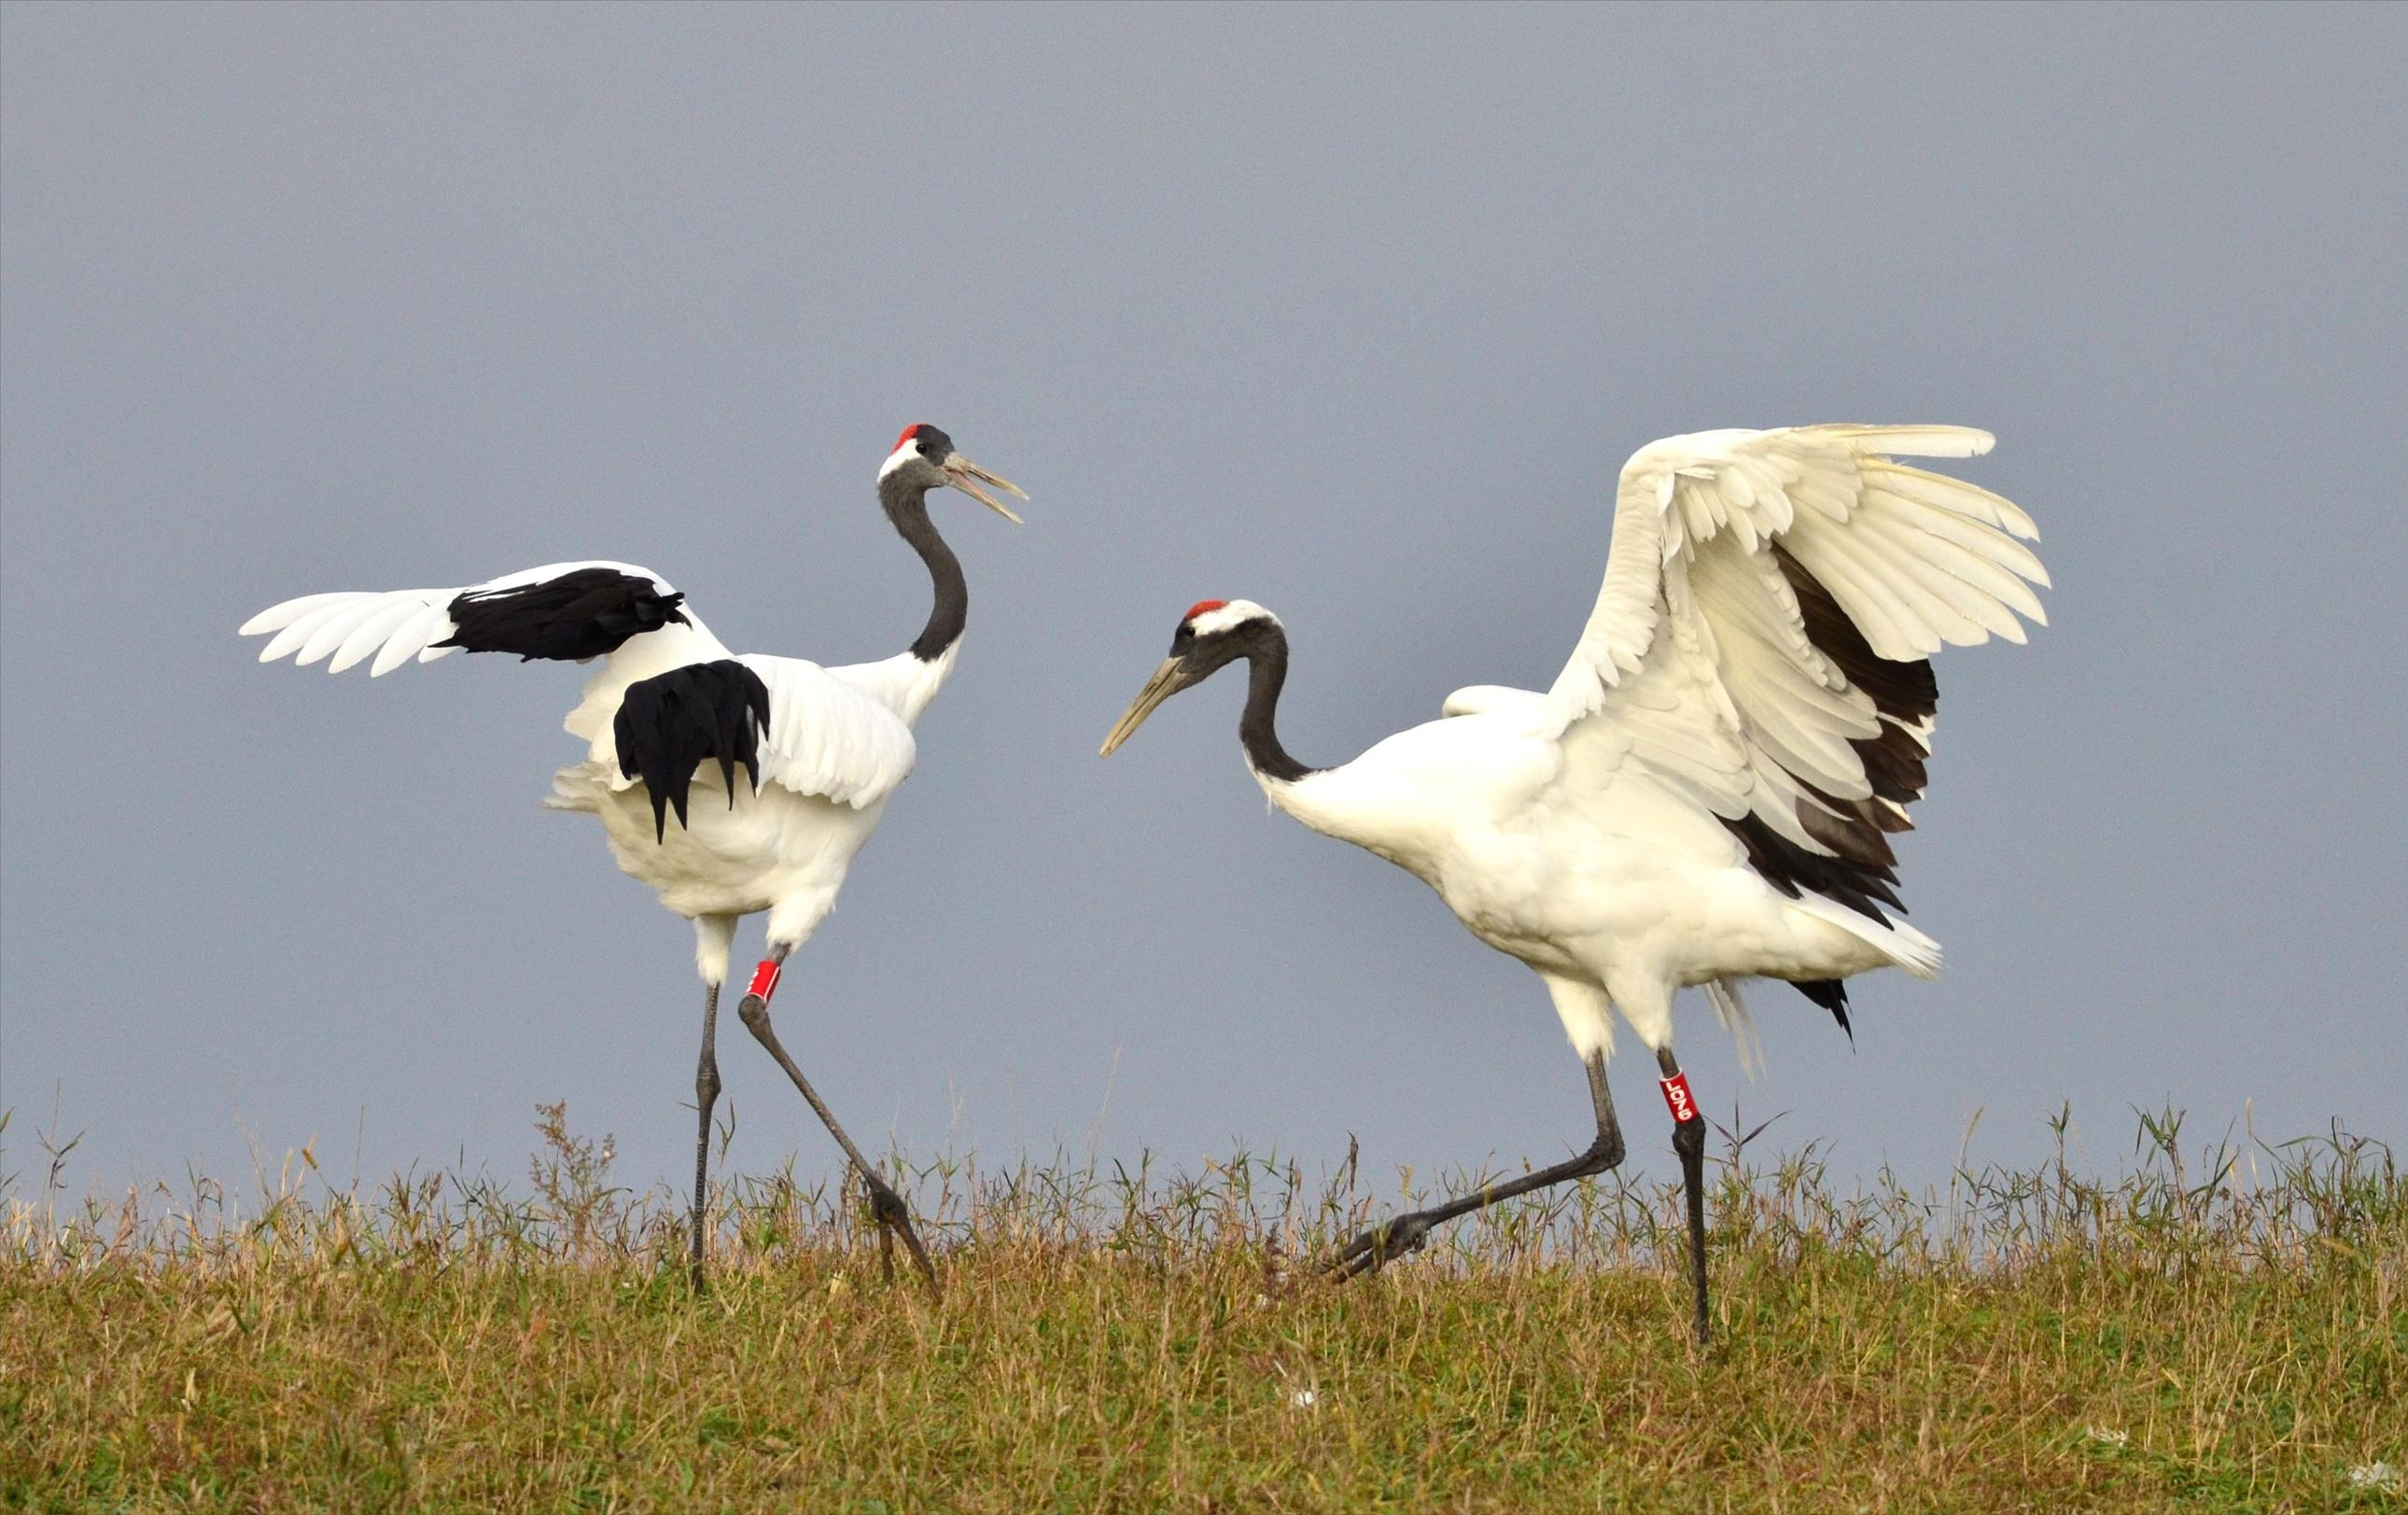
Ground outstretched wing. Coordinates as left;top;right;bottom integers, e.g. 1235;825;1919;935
239;560;698;676
1547;425;2049;920
245;564;918;832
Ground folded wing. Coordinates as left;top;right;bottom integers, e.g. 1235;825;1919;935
736;654;918;811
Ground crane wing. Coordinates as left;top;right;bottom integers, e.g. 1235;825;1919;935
245;563;916;822
735;654;918;810
239;560;698;676
1546;425;2049;920
577;654;916;838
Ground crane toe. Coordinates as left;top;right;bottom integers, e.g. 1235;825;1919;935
1326;1212;1435;1280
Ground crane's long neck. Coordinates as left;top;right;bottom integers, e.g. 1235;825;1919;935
882;475;966;663
1239;627;1315;784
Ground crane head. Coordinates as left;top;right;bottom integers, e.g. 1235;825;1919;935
1099;599;1281;756
879;423;1029;522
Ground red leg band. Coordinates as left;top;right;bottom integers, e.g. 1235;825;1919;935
1659;1072;1700;1124
746;960;782;1003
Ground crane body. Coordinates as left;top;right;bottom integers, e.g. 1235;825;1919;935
243;427;1024;1290
1102;424;2047;1342
1262;650;1930;1058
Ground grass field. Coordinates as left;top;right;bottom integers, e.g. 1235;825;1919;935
4;1104;2401;1512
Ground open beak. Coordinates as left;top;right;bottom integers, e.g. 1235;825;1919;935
1099;657;1192;757
942;453;1029;523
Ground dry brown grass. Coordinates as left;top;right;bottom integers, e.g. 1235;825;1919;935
4;1105;2401;1512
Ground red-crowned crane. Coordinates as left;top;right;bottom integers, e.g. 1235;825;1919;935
1099;425;2047;1343
240;425;1025;1291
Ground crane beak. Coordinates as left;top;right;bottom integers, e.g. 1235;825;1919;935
1099;657;1192;757
941;454;1028;524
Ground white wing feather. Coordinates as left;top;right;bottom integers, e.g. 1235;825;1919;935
239;560;679;677
1547;425;2049;852
1701;978;1763;1079
244;562;919;810
736;654;917;810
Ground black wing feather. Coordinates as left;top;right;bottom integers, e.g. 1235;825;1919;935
1790;977;1853;1038
1719;550;1943;932
612;660;774;843
439;568;690;663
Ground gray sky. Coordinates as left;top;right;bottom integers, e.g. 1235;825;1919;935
5;3;2402;1205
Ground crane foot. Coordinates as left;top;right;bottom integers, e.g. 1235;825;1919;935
1325;1211;1435;1280
861;1171;942;1298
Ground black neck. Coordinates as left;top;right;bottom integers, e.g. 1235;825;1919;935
1238;625;1315;783
881;474;966;662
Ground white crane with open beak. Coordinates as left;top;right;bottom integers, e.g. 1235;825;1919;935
242;424;1026;1293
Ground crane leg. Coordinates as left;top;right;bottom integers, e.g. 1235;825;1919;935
1328;1050;1624;1280
733;946;941;1297
689;980;722;1292
1657;1045;1711;1346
